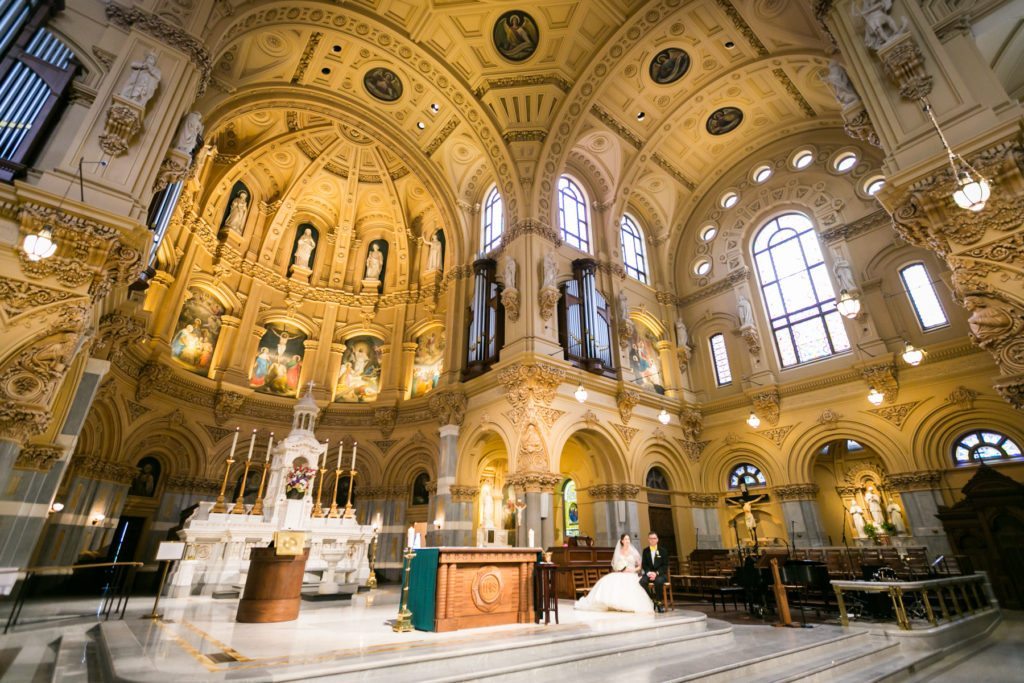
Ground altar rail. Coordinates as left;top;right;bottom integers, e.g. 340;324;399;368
1;561;143;633
831;574;990;630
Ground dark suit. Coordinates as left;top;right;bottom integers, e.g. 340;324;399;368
640;546;668;603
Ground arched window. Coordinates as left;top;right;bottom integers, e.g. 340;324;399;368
619;214;648;284
646;467;669;490
899;263;948;330
953;430;1022;465
411;472;430;505
752;212;850;367
729;463;766;489
481;186;504;253
709;333;732;386
557;176;591;253
563;479;579;537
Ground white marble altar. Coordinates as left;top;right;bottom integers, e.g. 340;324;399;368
168;389;376;597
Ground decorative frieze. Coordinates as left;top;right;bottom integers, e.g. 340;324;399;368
164;475;220;495
586;484;641;501
882;470;942;492
865;400;922;428
428;390;467;427
15;444;63;471
687;493;719;508
772;483;820;502
73;455;136;484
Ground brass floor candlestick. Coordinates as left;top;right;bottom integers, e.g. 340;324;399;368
250;461;270;517
311;466;327;518
343;469;357;519
211;456;235;514
327;468;342;518
392;547;415;632
230;463;252;514
365;533;378;589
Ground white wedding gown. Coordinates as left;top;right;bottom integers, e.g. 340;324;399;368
574;551;654;614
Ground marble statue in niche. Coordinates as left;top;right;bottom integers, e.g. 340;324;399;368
542;251;557;289
823;60;860;106
850;501;867;537
120;51;161;106
493;11;539;62
365;243;384;280
221;183;250;234
292;226;317;270
173;111;203;154
865;486;885;525
833;253;858;292
853;0;908;50
426;230;443;271
887;502;907;534
504;256;517;289
737;295;754;327
129;456;161;497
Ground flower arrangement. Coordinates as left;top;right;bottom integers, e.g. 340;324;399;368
285;465;316;499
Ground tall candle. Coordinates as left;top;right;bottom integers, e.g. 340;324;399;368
265;433;274;462
245;428;257;461
351;442;358;470
228;427;240;460
528;528;535;548
407;526;415;548
336;442;343;470
321;439;329;468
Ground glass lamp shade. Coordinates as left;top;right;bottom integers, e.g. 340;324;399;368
658;409;671;425
50;502;64;513
901;342;925;366
867;388;885;406
22;226;57;261
952;170;990;212
574;383;588;404
746;412;761;429
836;290;861;319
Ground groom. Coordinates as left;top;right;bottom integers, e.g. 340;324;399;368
640;532;668;612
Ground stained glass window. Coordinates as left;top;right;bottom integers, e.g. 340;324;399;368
899;263;948;330
729;464;766;489
620;214;648;284
752;212;850;367
558;176;591;253
953;430;1021;465
481;186;504;253
563;479;579;537
709;333;732;386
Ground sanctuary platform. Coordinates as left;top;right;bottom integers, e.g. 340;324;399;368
0;586;1007;682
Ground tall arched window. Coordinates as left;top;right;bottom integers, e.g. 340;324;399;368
752;212;850;367
563;479;579;537
557;176;591;253
619;214;648;284
481;186;504;253
899;263;948;330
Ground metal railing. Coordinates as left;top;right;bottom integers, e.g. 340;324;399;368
1;561;143;633
831;573;989;630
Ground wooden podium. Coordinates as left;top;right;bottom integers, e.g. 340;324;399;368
236;547;309;623
409;547;537;632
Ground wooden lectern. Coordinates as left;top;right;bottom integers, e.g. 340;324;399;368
236;546;309;623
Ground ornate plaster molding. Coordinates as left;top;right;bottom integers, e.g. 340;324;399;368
749;388;781;426
164;475;220;495
15;444;63;471
506;471;561;493
772;483;820;502
586;483;641;501
882;470;942;492
428;390;467;427
616;389;640;425
73;455;136;484
449;485;480;503
687;493;719;508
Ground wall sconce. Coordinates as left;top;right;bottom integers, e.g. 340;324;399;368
836;290;862;319
658;409;671;425
746;412;761;429
91;513;106;526
867;387;885;406
901;341;926;366
574;382;588;404
921;100;991;212
49;502;64;513
22;226;58;262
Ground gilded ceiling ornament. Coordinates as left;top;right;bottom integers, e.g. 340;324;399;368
749;388;781;426
865;400;922;428
616;389;640;425
428;390;467;427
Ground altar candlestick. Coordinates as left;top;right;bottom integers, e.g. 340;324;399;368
265;432;274;462
228;427;240;460
407;526;415;549
336;442;343;469
212;427;240;513
245;428;256;461
350;442;357;470
528;528;535;548
251;432;273;516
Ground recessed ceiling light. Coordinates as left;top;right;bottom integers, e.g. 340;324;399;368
430;103;440;113
332;45;342;53
724;40;736;49
637;111;646;121
417;121;425;130
321;67;331;75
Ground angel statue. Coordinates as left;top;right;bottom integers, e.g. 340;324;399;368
822;60;859;107
853;0;908;50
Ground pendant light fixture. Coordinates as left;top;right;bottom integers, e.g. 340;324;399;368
22;226;57;261
658;409;671;425
574;381;588;404
836;289;861;319
921;99;991;212
901;341;925;366
746;412;761;429
867;387;885;406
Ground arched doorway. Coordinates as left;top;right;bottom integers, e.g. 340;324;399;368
558;429;629;546
813;439;896;546
645;467;677;560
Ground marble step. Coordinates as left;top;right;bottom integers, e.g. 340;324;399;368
50;630;96;683
0;635;59;682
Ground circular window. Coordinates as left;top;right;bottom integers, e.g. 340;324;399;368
700;224;718;241
693;259;712;276
753;165;773;183
833;152;858;173
720;191;739;209
792;149;814;169
865;176;885;196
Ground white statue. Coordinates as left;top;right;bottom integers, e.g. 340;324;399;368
865;487;886;526
823;60;859;107
737;295;754;327
292;228;316;269
503;256;517;290
850;502;867;537
542;252;557;289
727;494;767;533
365;243;384;280
120;51;161;106
173;112;203;154
853;0;908;51
223;191;249;233
617;289;630;322
426;231;443;271
833;254;857;292
480;482;494;528
887;502;907;534
675;319;689;348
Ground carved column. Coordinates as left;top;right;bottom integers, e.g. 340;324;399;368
773;484;827;547
586;484;642;547
882;470;951;558
427;391;468;546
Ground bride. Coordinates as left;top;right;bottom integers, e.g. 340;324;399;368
574;534;654;614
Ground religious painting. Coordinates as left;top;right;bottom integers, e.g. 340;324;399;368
335;335;383;403
220;181;251;234
289;223;319;272
410;329;445;398
706;106;744;136
129;456;161;497
628;327;665;395
363;67;403;102
649;47;690;85
249;324;307;397
170;287;225;376
493;11;539;62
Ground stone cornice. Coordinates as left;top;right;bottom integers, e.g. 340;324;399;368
676;268;750;307
772;483;819;502
15;444;63;471
73;455;136;484
687;493;719;508
882;470;943;492
164;475;220;495
820;209;891;243
585;484;641;501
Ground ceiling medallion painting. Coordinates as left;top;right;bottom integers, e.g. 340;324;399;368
649;48;690;85
493;11;539;62
706;107;744;136
363;67;403;102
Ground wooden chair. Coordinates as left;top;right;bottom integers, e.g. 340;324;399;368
571;569;589;598
661;580;675;611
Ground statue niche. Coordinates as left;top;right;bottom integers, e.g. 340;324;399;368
220;181;251;236
362;239;389;293
289;223;319;281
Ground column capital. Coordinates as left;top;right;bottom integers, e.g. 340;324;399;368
771;483;820;502
585;484;641;501
507;471;561;494
882;470;942;492
428;389;467;427
687;492;719;508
